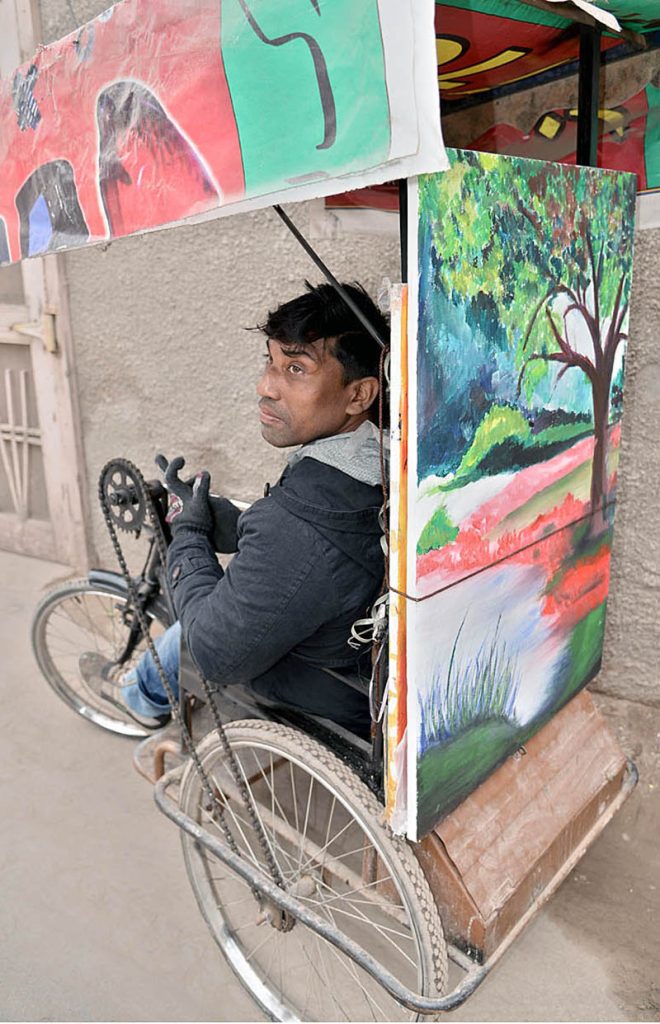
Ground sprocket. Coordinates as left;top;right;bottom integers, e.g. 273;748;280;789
99;459;147;534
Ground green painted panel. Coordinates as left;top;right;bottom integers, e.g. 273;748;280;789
221;0;391;196
644;83;660;190
606;0;660;31
437;0;660;32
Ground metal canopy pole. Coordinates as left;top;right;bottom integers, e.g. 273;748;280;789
272;204;387;349
399;179;408;284
576;23;602;167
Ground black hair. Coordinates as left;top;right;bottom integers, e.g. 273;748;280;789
258;280;389;391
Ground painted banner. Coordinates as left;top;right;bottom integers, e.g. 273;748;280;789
436;1;660;192
389;150;636;840
0;0;445;265
467;85;660;192
328;0;659;216
437;3;660;192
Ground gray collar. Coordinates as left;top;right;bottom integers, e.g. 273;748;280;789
287;420;389;487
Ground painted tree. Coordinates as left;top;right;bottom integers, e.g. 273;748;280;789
421;151;637;531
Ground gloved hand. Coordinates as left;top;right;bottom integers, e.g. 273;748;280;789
155;453;213;537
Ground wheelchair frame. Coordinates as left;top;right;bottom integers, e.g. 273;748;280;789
88;516;502;1014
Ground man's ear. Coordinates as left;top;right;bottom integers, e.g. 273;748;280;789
345;376;380;416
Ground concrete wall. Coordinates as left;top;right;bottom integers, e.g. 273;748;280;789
39;0;659;705
595;229;660;707
39;0;106;44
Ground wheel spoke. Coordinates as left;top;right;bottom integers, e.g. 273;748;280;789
300;929;345;1019
246;751;309;877
180;726;445;1021
205;764;296;879
33;583;156;736
311;899;417;967
296;773;315;877
315;872;397;905
217;748;311;880
320;905;391;1021
233;753;286;872
289;759;301;837
259;930;280;994
242;928;277;964
296;815;357;877
201;789;263;873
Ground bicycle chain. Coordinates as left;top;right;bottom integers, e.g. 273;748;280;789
98;458;288;903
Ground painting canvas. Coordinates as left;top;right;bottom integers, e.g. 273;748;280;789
394;151;637;840
387;284;410;835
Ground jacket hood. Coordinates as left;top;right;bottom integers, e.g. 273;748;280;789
287;420;389;488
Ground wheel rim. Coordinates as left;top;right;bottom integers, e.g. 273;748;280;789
35;586;161;737
182;731;440;1022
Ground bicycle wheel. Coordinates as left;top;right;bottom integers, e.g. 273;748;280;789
31;578;168;738
180;721;447;1021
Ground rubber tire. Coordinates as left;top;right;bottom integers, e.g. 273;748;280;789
180;720;448;1021
31;577;168;738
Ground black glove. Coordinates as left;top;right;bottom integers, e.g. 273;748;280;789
155;453;213;537
178;474;240;552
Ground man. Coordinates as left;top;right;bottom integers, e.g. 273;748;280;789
82;281;388;737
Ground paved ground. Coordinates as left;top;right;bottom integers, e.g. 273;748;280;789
2;549;659;1023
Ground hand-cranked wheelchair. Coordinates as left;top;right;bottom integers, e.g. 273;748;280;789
31;456;493;1022
30;456;495;1024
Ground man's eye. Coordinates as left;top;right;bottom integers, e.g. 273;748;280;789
288;363;304;375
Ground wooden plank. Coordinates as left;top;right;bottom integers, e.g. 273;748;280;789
415;690;631;957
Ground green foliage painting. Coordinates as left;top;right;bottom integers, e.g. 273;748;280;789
408;151;637;838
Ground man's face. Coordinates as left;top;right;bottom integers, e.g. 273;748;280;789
256;337;376;447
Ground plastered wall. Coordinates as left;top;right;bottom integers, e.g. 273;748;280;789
63;203;400;565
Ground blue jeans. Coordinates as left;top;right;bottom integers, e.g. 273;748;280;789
122;621;181;717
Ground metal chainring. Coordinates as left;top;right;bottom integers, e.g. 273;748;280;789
100;460;148;535
97;457;289;917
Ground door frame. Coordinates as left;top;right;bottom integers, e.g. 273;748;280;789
0;0;90;568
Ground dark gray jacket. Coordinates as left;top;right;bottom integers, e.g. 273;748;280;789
166;458;384;734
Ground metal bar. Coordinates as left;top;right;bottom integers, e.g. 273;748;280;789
0;426;21;512
19;370;29;515
154;761;485;1012
272;205;387;350
399;180;408;284
153;740;183;782
0;426;41;441
155;757;637;1013
577;23;602;167
2;370;22;515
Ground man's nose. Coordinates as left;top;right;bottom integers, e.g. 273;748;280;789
256;365;280;400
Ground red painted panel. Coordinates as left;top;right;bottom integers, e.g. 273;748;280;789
0;1;243;261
